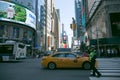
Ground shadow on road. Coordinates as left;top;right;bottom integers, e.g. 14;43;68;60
41;67;91;71
0;60;23;63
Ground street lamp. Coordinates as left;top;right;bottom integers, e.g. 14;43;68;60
96;21;100;57
44;0;47;51
91;20;100;57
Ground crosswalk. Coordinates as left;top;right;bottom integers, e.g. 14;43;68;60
89;58;120;80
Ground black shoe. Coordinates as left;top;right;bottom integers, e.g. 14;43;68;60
97;74;101;77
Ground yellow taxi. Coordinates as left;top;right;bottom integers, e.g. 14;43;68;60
41;52;98;70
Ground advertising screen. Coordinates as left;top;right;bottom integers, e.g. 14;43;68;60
0;1;36;29
2;0;36;13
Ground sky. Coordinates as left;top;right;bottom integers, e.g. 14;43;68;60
54;0;75;47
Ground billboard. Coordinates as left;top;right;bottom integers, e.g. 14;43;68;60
0;1;36;29
2;0;36;13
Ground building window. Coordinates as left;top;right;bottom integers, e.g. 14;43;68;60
0;25;5;37
110;13;120;37
13;27;19;38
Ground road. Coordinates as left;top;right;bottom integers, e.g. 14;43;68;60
90;58;120;80
0;58;90;80
0;58;120;80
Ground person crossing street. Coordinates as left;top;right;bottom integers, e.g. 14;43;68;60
89;47;101;77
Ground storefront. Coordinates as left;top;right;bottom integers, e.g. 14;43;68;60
0;21;35;46
90;37;120;57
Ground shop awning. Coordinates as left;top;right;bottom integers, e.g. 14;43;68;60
90;37;120;45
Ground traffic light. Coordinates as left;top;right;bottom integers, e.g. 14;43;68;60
63;35;66;44
70;23;76;30
62;35;67;44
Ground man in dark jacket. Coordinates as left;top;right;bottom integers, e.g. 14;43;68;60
89;47;101;77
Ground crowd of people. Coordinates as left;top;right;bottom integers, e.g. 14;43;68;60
85;46;119;58
100;47;119;57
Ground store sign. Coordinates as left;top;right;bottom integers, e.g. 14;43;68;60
74;40;78;45
0;1;36;29
63;36;66;40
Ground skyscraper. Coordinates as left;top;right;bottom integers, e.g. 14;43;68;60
75;0;82;39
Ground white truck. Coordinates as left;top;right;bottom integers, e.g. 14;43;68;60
0;41;26;61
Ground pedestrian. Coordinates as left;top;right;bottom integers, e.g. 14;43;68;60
107;48;111;57
89;47;101;77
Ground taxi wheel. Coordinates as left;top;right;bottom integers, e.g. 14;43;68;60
83;62;91;70
48;62;56;70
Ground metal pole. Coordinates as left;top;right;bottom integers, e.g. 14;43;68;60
45;0;47;51
96;20;100;57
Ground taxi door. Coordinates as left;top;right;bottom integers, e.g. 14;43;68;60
64;53;79;68
51;53;66;68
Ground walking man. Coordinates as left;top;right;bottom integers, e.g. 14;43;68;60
89;47;101;77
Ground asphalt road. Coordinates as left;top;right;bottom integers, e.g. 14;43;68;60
0;58;90;80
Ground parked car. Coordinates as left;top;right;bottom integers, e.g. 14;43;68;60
41;52;98;70
43;50;53;56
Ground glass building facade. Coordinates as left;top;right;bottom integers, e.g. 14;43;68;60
75;0;82;39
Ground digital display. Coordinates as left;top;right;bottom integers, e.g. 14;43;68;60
0;1;36;29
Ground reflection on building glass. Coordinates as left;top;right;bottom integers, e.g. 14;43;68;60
13;27;19;38
28;31;32;40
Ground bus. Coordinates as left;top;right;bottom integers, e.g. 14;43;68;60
0;41;26;61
